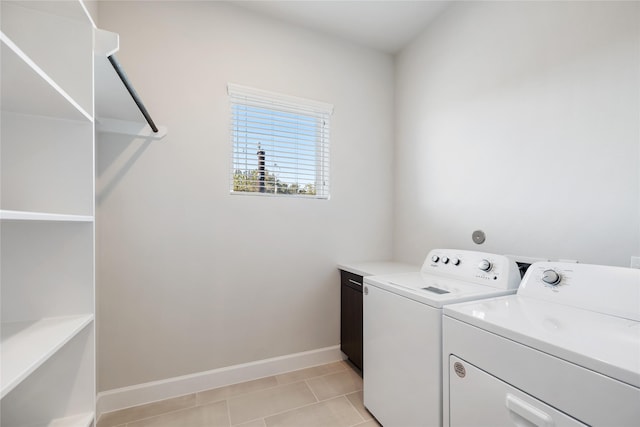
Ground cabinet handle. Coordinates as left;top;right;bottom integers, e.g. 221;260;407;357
505;394;554;427
348;279;362;287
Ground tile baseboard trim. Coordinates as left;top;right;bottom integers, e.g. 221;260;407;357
96;345;344;419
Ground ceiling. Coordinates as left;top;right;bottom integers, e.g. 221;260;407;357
228;1;451;54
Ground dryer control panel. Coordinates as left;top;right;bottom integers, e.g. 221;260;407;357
422;249;521;290
519;262;640;321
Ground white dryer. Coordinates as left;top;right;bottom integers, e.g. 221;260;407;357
443;262;640;426
363;249;521;427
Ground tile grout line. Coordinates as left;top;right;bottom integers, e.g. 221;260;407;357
200;362;351;406
107;362;356;426
190;377;335;425
117;406;193;426
343;393;367;425
226;364;352;417
255;395;353;426
112;394;202;427
274;364;349;387
259;362;361;424
98;393;198;427
304;378;321;403
225;397;233;427
230;381;321;426
215;363;349;407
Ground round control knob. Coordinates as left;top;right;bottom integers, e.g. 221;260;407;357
451;257;461;266
432;255;439;263
541;269;561;286
478;259;492;272
441;256;450;264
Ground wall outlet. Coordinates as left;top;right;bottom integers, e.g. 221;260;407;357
631;256;640;269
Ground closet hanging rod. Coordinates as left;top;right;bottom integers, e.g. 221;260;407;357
108;55;159;133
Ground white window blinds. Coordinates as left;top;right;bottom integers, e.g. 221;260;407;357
228;83;332;199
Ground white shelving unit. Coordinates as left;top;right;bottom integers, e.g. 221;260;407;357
2;1;166;424
1;1;95;426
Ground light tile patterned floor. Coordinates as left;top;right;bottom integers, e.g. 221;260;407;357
97;361;381;427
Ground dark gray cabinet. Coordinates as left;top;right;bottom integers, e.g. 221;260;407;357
340;270;363;370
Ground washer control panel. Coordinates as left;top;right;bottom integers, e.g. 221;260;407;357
422;249;521;290
478;259;492;272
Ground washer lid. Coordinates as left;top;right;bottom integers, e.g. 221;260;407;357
444;295;640;388
364;272;517;308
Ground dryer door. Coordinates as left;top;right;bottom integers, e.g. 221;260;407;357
448;356;586;427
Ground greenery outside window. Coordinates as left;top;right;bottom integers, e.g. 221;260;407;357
228;83;332;199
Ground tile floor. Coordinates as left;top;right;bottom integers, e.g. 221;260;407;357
97;361;381;427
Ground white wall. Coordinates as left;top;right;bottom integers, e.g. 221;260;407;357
96;1;394;391
394;1;640;267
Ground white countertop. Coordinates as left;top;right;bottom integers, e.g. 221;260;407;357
338;261;419;277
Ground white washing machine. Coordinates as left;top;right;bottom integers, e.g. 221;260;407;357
443;262;640;426
363;249;521;427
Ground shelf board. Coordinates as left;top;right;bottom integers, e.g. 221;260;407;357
3;0;95;27
96;118;168;140
0;210;94;222
38;412;95;427
0;315;94;398
0;31;92;122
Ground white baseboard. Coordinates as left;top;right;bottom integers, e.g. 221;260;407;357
96;345;344;418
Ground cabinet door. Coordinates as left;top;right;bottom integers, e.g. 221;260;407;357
340;271;363;370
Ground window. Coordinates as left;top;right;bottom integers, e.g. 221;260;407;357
228;83;332;199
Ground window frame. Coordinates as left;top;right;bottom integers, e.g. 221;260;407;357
228;83;333;199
